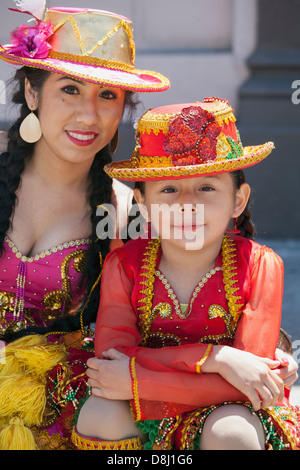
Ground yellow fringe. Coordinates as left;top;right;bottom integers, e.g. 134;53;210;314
0;334;68;450
0;418;37;450
0;374;46;426
71;427;142;450
0;334;67;379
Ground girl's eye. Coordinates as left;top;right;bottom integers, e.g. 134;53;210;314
161;187;176;193
61;85;79;95
200;186;214;192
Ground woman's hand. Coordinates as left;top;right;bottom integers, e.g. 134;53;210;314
86;349;133;400
201;346;284;411
274;348;298;388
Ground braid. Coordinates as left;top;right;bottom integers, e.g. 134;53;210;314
0;77;137;342
0;67;50;255
231;170;255;240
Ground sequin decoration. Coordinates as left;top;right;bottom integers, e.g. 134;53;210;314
163;106;221;165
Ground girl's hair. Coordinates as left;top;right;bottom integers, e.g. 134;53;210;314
131;170;255;241
0;66;138;342
230;170;255;239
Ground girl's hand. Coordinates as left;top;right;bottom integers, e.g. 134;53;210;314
202;346;284;411
274;348;298;388
86;349;133;400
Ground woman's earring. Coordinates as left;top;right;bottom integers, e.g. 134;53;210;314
110;128;119;153
19;111;42;143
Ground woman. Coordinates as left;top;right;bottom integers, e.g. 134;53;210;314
0;4;169;449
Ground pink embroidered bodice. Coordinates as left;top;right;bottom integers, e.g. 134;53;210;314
0;236;91;335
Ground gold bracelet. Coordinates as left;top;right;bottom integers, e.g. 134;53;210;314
195;344;213;374
129;357;141;421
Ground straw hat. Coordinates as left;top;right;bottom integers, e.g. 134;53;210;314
104;97;274;180
0;2;170;92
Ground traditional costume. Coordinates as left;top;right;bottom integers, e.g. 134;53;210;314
0;2;169;450
73;98;300;450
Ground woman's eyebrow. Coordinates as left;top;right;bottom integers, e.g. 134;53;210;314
57;76;85;85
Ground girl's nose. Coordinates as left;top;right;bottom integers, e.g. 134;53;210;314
179;193;197;212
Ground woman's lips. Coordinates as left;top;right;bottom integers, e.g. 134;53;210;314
65;130;98;146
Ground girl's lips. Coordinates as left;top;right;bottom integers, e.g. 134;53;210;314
65;130;98;146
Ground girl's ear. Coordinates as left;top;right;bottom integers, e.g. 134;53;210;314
232;182;251;218
24;78;39;111
133;187;150;221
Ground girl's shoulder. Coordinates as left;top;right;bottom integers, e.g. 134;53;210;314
230;234;283;268
104;236;152;270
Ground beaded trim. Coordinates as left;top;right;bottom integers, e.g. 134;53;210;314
130;357;142;421
195;344;213;374
137;235;242;346
4;236;91;263
71;427;142;450
154;266;223;320
0;47;170;92
104;143;274;181
138;107;236;136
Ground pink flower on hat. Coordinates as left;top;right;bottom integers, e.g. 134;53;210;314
8;21;53;59
163;106;221;165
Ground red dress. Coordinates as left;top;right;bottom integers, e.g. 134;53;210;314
94;234;300;450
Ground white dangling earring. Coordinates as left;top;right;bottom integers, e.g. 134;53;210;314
19;111;42;143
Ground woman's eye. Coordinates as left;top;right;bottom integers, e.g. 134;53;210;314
61;85;79;95
100;89;118;100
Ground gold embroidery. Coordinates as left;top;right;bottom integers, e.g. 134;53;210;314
42;250;86;311
152;302;172;319
104;143;274;180
146;331;182;348
154;267;223;320
137;235;242;345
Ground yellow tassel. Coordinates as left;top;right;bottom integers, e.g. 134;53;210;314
0;374;46;427
0;418;37;450
0;335;67;379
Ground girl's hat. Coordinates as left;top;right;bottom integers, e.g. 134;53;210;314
0;3;170;92
104;98;274;180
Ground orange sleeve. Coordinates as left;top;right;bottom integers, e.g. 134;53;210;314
94;245;284;419
233;246;283;357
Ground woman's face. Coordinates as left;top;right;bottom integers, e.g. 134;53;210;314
134;174;250;251
25;72;125;165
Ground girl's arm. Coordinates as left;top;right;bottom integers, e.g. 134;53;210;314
91;246;284;416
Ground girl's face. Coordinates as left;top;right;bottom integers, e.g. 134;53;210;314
134;173;250;251
25;73;125;165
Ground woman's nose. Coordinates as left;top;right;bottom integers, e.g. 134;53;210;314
76;98;98;126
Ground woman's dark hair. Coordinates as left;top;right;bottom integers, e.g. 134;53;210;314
131;169;255;241
0;66;138;342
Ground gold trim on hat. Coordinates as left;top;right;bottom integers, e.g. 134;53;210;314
45;9;135;67
104;143;275;180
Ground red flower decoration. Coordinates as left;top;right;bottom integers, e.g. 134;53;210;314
163;106;221;165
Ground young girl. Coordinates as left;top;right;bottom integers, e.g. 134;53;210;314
73;98;300;450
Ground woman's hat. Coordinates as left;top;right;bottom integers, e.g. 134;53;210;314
0;3;170;92
104;97;274;180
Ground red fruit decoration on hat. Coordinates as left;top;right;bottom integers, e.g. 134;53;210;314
163;106;221;166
